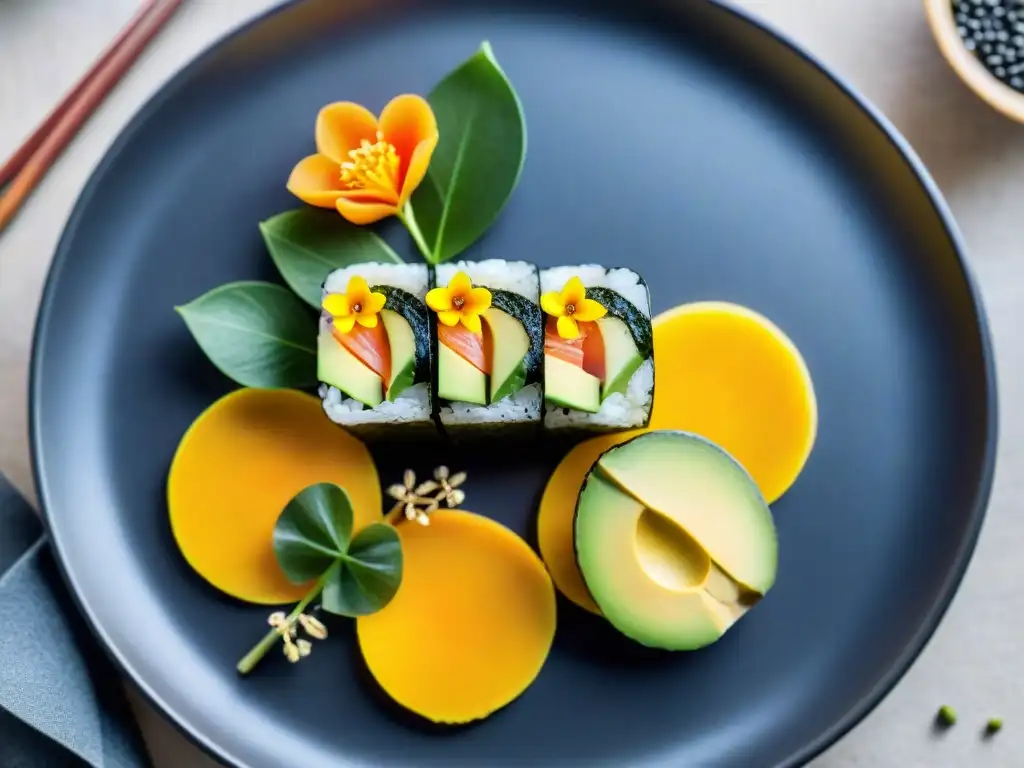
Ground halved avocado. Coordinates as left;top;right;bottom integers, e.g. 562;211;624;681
574;431;777;650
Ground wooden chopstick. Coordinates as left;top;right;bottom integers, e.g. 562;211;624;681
0;1;162;190
0;0;185;234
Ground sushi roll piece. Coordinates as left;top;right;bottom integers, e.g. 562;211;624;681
539;265;654;433
427;260;543;438
318;262;434;441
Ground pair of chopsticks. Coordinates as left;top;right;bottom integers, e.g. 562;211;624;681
0;0;185;235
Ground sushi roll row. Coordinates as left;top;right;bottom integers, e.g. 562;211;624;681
316;260;653;441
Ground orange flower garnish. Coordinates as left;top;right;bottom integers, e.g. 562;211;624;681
287;95;439;225
425;272;492;334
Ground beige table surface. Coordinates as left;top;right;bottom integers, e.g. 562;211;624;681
1;1;1022;766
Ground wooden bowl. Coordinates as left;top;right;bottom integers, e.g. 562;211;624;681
924;0;1024;123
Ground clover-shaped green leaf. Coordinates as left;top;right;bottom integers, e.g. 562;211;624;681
273;483;402;617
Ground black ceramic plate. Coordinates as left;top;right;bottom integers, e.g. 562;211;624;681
31;1;997;766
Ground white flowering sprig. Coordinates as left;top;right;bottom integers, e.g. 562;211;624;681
266;610;328;663
238;470;465;676
384;466;467;526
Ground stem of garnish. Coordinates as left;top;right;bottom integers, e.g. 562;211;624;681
382;499;406;526
398;202;434;263
236;565;336;676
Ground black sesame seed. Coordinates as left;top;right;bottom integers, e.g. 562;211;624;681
954;0;1024;82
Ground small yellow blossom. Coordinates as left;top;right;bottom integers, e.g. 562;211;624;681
425;272;491;334
540;276;606;340
322;275;386;334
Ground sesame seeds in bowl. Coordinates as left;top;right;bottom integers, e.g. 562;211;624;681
925;0;1024;123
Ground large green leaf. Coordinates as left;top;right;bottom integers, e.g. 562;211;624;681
261;208;403;307
175;281;317;389
409;41;526;263
272;483;403;617
273;483;354;583
321;524;403;616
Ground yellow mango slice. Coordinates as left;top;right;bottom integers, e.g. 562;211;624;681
649;302;817;502
538;302;815;612
167;388;381;604
357;510;556;724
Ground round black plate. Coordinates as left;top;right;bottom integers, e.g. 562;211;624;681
31;1;996;766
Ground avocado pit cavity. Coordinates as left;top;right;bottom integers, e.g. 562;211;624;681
634;508;710;591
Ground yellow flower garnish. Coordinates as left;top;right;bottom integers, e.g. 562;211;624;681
540;276;607;339
322;275;386;334
425;271;492;334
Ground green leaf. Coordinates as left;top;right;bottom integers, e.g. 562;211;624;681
410;41;526;263
175;281;317;389
273;483;354;583
321;523;403;616
272;483;403;617
260;208;403;307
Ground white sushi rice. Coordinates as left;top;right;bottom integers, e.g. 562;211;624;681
540;265;654;430
439;383;542;426
320;382;431;425
323;262;428;299
434;259;539;302
540;264;651;318
320;262;432;426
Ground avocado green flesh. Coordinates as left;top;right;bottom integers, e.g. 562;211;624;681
437;340;487;405
597;316;644;400
484;307;529;403
574;431;777;651
380;309;416;401
545;355;600;412
597;432;777;594
317;332;383;407
576;476;726;650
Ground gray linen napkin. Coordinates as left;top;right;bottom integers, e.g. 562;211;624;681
0;473;150;767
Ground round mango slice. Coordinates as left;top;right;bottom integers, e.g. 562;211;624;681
357;510;556;724
168;388;381;604
649;302;817;503
538;302;815;612
538;434;631;615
